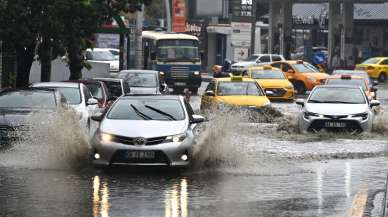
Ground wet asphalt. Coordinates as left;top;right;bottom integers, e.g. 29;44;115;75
0;82;388;217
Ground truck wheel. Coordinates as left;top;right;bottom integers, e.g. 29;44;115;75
378;72;387;82
189;87;199;95
294;81;306;95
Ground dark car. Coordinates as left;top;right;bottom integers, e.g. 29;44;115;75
93;78;130;99
117;70;169;95
0;88;68;145
67;80;114;109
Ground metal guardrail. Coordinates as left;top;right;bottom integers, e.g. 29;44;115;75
382;174;388;217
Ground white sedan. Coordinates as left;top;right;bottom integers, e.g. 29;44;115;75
31;82;99;132
296;85;380;133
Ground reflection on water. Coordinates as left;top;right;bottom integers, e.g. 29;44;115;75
165;178;189;217
93;176;110;217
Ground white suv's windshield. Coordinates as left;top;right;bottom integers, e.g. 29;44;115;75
108;99;185;121
243;55;259;61
308;87;366;104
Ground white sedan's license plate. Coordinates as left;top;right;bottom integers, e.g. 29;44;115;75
325;122;346;128
127;151;155;159
174;82;186;86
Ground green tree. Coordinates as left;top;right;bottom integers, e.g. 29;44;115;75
0;0;151;86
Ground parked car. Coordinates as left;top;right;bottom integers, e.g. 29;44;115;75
271;60;329;94
291;46;328;61
355;57;388;82
67;80;113;109
107;48;119;60
90;95;205;168
118;70;169;95
93;78;130;99
0;88;69;145
231;54;285;74
296;85;380;133
85;48;120;77
31;82;99;131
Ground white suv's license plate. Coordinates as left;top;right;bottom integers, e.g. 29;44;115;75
325;122;346;128
174;82;186;86
127;151;155;159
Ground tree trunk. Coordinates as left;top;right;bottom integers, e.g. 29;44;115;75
40;38;52;82
68;40;83;80
15;44;35;88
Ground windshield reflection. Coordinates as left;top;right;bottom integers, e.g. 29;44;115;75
165;178;189;217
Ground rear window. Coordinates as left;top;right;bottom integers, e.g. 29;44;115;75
326;78;367;90
48;87;81;105
85;83;103;99
104;81;124;97
0;91;56;109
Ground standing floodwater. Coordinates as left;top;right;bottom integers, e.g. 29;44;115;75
1;83;388;217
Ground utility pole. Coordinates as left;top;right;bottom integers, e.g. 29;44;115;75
165;0;172;32
135;4;144;69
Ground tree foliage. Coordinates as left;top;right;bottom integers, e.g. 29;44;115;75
0;0;151;86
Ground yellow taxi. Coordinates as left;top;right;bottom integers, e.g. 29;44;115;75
200;76;271;110
355;57;388;82
271;60;329;94
324;74;377;100
247;65;295;100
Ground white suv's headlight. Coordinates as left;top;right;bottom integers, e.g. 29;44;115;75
304;111;319;119
166;133;187;143
351;112;368;120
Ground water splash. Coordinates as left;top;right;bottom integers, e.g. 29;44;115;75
0;110;90;170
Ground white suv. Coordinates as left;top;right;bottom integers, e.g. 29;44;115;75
231;54;285;74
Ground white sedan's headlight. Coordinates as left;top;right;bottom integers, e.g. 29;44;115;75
99;132;113;143
166;133;187;143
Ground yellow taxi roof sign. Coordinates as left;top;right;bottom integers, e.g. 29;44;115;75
230;75;243;81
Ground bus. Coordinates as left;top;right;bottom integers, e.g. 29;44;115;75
142;31;202;93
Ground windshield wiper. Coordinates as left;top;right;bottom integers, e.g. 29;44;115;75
130;104;152;120
308;99;325;103
144;105;176;120
320;101;355;104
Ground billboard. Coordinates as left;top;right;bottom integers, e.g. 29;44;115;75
172;0;187;32
195;0;223;17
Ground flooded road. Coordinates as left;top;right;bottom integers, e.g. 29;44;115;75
1;83;388;217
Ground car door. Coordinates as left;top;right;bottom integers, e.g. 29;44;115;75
201;81;216;109
83;85;98;115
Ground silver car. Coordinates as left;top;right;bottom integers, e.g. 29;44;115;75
296;85;380;133
90;95;205;168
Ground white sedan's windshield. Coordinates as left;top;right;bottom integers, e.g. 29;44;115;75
309;88;365;104
108;99;185;121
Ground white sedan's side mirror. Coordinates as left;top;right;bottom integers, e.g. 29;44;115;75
295;99;305;106
370;100;380;107
87;98;99;106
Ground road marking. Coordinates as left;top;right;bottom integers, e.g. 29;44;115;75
348;190;368;217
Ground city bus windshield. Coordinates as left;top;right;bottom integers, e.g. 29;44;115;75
157;39;199;61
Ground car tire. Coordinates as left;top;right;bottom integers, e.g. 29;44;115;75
294;81;306;95
378;72;387;82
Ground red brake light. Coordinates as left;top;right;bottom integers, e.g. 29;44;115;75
367;66;375;70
